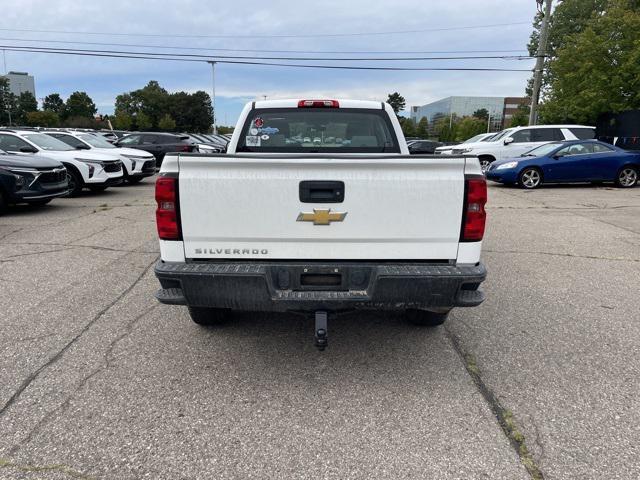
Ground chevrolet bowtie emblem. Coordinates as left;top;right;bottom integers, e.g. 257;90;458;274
297;208;347;225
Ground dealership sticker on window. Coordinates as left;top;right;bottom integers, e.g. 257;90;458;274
246;136;261;147
261;134;269;140
254;117;264;128
250;128;259;135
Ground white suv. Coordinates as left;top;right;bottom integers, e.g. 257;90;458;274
46;131;156;184
0;130;124;196
450;125;595;171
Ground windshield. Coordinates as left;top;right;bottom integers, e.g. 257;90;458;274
237;108;399;153
463;134;486;144
488;129;514;142
522;142;562;156
78;133;116;148
24;133;75;151
481;133;497;142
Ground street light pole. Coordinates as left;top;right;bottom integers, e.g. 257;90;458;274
529;0;553;126
207;61;217;134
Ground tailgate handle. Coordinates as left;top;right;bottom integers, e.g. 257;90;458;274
299;181;344;203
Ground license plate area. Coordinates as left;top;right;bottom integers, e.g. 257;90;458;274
297;267;346;291
270;265;373;292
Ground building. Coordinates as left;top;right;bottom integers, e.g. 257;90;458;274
410;96;529;132
1;71;36;97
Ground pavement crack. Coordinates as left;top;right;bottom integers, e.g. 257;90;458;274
445;326;545;480
10;304;159;455
0;457;93;479
2;247;75;260
0;255;158;420
4;241;158;255
484;249;639;263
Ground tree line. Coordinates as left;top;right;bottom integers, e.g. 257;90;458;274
0;79;214;132
529;0;640;124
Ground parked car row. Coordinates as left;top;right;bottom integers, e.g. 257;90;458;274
406;124;638;189
0;128;159;214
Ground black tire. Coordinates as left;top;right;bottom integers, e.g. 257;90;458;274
88;185;108;192
405;309;449;327
188;307;230;326
127;177;143;184
615;166;638;188
0;191;6;215
65;169;83;197
478;156;494;173
28;199;51;207
518;167;543;189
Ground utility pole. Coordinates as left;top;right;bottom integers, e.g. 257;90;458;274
207;61;217;134
529;0;553;126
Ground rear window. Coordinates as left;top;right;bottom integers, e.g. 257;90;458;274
569;128;596;140
237;108;399;153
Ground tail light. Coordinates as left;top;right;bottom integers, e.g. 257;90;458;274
461;176;487;242
297;100;339;108
155;176;181;240
179;144;191;152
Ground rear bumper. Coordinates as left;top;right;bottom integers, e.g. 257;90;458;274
154;260;487;312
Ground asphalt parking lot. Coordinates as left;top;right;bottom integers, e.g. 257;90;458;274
0;180;639;479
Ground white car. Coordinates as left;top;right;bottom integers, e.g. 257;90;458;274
435;132;497;155
0;130;124;196
46;131;156;184
449;124;595;171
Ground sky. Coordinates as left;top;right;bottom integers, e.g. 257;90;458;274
0;0;538;126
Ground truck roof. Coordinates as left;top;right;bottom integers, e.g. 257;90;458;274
253;99;385;110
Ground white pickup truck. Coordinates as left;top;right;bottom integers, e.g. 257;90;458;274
154;99;487;349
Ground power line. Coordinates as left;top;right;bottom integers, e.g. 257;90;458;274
0;22;532;39
0;36;530;56
0;43;534;62
0;45;533;71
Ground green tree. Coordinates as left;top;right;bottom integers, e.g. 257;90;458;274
168;90;212;132
112;111;133;130
527;0;609;99
416;117;429;138
540;0;640;124
43;93;65;115
0;78;16;125
400;117;416;137
135;111;152;130
434;116;458;142
15;91;38;124
472;108;489;121
386;92;406;115
456;116;486;141
26;110;60;127
65;91;97;119
508;105;530;127
158;113;176;131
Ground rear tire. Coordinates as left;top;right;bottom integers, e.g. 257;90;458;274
615;166;638;188
66;169;83;197
127;177;143;184
0;191;7;215
406;309;449;327
88;185;108;192
188;307;230;326
518;167;543;189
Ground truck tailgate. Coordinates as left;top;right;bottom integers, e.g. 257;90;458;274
177;154;466;260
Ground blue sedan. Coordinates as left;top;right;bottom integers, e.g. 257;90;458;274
485;140;639;189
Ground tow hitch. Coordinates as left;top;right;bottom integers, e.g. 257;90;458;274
314;311;328;351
